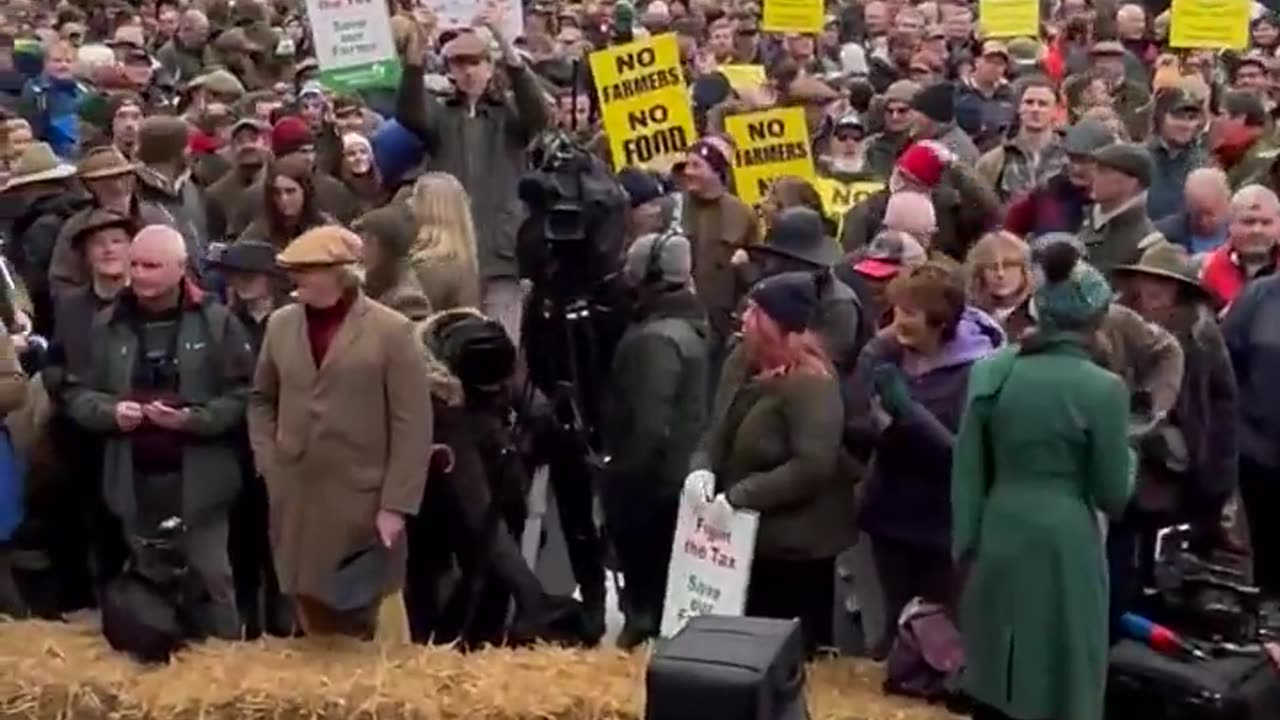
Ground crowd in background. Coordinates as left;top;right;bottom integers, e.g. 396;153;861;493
0;0;1278;718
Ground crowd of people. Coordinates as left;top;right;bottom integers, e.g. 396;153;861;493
0;0;1278;717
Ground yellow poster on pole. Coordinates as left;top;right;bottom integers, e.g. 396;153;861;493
724;107;816;208
1170;0;1249;49
589;34;697;171
719;64;767;92
761;0;823;34
978;0;1039;38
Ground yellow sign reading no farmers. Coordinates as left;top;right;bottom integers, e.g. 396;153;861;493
724;107;816;207
589;34;696;171
1170;0;1249;50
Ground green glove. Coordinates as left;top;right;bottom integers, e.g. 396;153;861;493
872;364;913;420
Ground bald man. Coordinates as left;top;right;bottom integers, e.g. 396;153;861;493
63;225;254;639
1203;185;1280;308
1156;168;1232;254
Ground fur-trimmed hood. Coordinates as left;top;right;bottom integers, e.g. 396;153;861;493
415;307;492;407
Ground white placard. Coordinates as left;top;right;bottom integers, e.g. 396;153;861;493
659;493;758;638
305;0;397;73
424;0;525;40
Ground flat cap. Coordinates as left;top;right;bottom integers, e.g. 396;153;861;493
1063;119;1117;155
277;225;361;268
1092;142;1155;188
442;31;488;60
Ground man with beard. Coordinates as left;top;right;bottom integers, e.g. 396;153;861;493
207;119;270;242
865;80;918;177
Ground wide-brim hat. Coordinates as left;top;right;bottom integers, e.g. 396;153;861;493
77;146;139;180
3;142;75;191
212;240;279;274
755;207;841;267
1112;241;1208;298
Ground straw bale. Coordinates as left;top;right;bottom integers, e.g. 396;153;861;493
0;620;960;720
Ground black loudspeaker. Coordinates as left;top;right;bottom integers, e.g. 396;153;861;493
646;615;810;720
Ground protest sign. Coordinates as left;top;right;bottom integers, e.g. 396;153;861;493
660;494;759;638
816;177;884;236
305;0;400;92
1170;0;1249;50
762;0;824;33
720;64;767;91
978;0;1039;38
724;107;817;208
590;34;697;171
424;0;525;41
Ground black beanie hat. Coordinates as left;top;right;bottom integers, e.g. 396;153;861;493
618;166;664;208
429;314;517;390
749;271;819;334
911;82;955;124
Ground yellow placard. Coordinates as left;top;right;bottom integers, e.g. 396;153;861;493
724;107;817;208
719;64;767;92
816;177;885;222
589;34;697;171
761;0;823;34
978;0;1039;38
1170;0;1249;49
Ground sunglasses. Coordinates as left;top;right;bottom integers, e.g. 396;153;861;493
885;105;912;116
834;131;864;142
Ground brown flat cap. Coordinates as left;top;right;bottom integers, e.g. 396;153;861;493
71;208;132;246
277;225;360;268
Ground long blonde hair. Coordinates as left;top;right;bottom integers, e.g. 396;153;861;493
411;172;479;275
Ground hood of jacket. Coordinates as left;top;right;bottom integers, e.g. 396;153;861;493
906;305;1005;377
416;307;488;407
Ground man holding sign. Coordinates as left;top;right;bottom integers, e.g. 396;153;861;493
396;1;550;342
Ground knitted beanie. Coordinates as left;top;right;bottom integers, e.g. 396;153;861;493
137;116;192;166
271;116;314;157
911;82;955;123
895;143;947;187
749;271;819;334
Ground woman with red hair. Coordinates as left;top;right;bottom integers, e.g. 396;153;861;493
692;271;851;654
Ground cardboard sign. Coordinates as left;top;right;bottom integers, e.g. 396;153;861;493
761;0;824;34
1170;0;1249;49
305;0;401;91
424;0;525;41
978;0;1040;38
590;34;697;171
660;494;759;638
720;64;767;91
724;107;817;207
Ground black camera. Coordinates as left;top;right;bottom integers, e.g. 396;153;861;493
1151;524;1260;646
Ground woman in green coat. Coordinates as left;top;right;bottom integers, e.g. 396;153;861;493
952;243;1135;720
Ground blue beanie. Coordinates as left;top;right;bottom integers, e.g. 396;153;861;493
371;120;426;186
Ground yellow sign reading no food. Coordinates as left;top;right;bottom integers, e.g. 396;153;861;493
1170;0;1249;49
590;34;697;171
724;107;817;207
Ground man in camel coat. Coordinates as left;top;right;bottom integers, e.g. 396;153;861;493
248;225;432;638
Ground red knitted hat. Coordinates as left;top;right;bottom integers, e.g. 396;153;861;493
895;142;946;187
271;116;314;156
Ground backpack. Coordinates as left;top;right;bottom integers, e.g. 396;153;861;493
883;598;966;701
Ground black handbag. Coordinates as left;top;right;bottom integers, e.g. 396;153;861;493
1107;640;1280;720
646;615;808;720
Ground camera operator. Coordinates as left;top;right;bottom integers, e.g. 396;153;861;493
62;225;254;639
396;1;551;343
602;229;709;649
